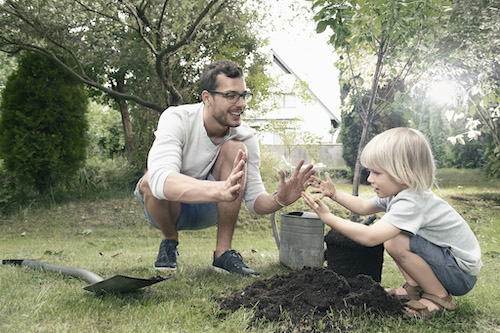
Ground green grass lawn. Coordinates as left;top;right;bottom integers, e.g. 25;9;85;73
0;169;499;332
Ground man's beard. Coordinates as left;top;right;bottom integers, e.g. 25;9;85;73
213;106;244;128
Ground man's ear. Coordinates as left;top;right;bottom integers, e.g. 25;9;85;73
201;90;211;104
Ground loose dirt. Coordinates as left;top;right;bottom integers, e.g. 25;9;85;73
217;267;404;330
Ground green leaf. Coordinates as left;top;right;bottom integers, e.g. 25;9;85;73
469;105;477;117
317;21;328;33
482;95;489;108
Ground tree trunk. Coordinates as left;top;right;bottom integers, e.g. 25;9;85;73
114;77;134;160
349;46;385;220
350;116;371;221
351;128;367;197
118;100;134;160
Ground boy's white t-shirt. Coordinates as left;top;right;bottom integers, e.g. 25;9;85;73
370;189;483;276
147;102;266;214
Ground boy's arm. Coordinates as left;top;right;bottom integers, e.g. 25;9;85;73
331;190;379;215
320;214;400;246
301;192;400;247
309;173;377;215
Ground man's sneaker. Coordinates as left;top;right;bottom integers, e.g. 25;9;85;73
212;250;259;277
154;239;178;271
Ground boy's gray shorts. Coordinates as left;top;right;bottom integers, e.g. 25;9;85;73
410;234;477;296
134;176;218;231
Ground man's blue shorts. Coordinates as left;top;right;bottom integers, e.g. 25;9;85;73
409;234;477;296
134;176;218;231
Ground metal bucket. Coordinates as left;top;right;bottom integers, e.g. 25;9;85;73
270;211;325;268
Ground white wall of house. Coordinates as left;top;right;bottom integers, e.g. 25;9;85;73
246;49;340;145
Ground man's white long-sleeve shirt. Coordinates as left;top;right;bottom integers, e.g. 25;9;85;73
147;102;266;214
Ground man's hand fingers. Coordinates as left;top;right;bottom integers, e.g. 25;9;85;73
231;170;244;184
231;159;246;176
278;169;285;186
304;168;316;181
292;159;305;177
229;183;241;194
232;149;247;168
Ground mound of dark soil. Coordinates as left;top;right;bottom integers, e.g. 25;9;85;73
218;267;403;328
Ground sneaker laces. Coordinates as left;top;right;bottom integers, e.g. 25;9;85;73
225;250;248;269
159;240;178;262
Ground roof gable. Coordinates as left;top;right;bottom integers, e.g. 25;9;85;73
271;49;340;126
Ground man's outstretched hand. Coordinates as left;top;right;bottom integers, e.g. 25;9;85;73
275;159;315;206
221;149;247;202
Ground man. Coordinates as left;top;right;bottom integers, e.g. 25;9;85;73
135;60;314;276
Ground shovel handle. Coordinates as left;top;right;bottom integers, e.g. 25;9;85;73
3;259;103;284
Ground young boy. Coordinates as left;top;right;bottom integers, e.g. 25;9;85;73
301;127;482;318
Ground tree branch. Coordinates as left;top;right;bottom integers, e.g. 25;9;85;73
157;0;170;33
13;42;164;111
154;0;222;105
72;0;136;31
121;0;158;55
159;0;221;57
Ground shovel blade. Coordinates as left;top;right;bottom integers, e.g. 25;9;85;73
83;274;170;293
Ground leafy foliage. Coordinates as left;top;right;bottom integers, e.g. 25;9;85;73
86;101;125;159
309;0;450;196
339;105;406;182
0;0;272;166
0;52;88;194
431;0;500;177
0;52;16;92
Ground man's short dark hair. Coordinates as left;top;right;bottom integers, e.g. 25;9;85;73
199;60;244;93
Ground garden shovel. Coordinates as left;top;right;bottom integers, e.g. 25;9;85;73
2;259;171;294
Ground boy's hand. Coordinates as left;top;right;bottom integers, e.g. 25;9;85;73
301;191;330;218
308;172;336;200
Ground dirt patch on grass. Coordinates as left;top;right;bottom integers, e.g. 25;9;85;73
217;267;404;330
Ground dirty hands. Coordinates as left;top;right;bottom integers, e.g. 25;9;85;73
275;159;316;207
301;191;330;218
222;149;247;201
307;172;336;200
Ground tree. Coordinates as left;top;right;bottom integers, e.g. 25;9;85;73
432;0;499;177
309;0;449;200
0;0;270;163
0;52;88;194
0;52;16;91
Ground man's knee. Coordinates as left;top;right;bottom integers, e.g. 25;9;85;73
220;139;246;157
139;174;152;196
139;173;162;205
212;140;247;181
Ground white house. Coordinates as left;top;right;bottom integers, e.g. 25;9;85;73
245;49;340;145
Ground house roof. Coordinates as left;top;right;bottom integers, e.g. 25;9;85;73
271;49;340;127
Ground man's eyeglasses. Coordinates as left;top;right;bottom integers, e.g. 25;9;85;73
207;90;253;104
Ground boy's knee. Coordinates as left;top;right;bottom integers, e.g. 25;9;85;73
384;238;396;255
384;233;410;256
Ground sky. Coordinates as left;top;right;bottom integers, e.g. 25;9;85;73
260;1;341;120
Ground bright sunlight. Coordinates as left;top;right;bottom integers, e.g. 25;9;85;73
426;80;459;106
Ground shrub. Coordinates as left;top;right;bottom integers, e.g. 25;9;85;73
0;52;88;194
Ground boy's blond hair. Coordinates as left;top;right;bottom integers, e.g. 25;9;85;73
360;127;436;194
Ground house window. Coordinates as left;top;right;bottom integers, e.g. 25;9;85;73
283;93;296;108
